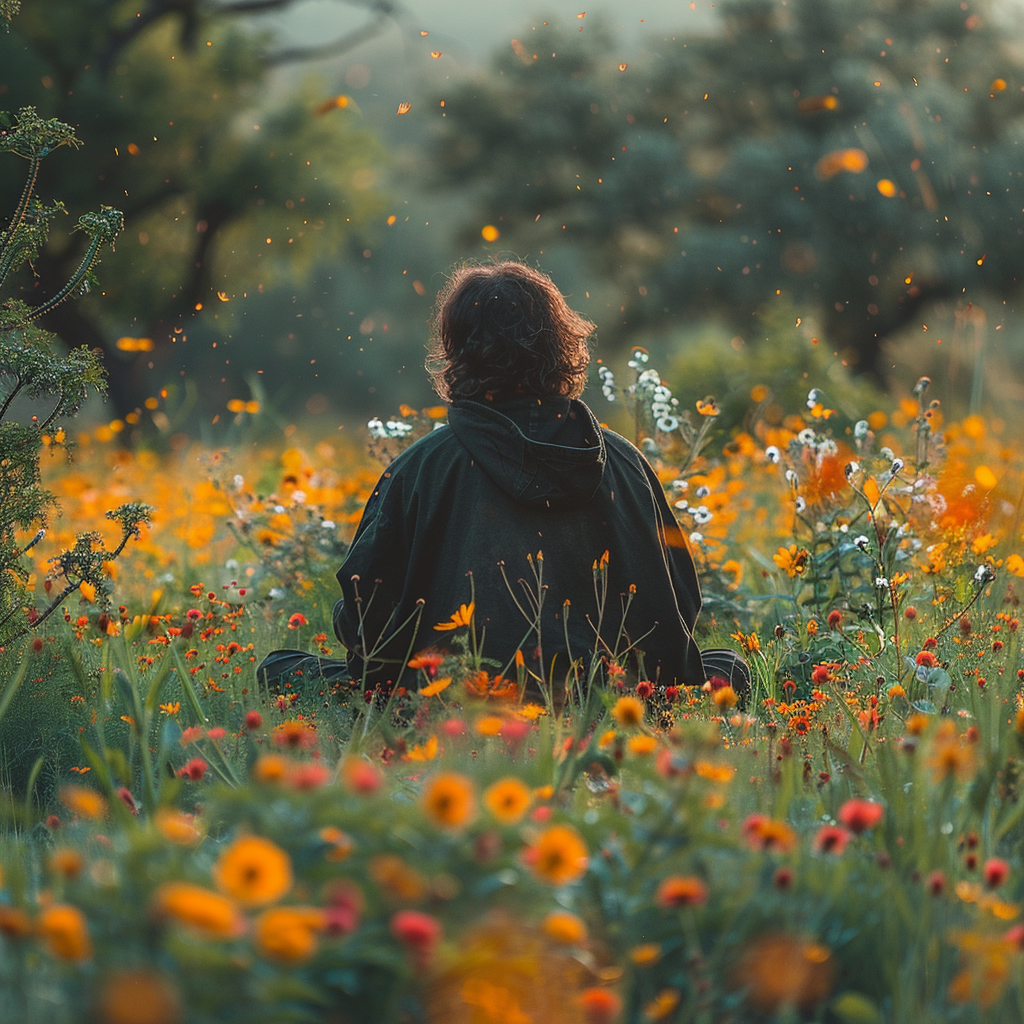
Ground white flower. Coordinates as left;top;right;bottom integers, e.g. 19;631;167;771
854;535;870;550
784;469;798;486
672;479;688;492
854;419;869;439
806;388;823;409
656;415;679;432
974;564;995;585
797;428;816;445
875;576;889;590
765;446;781;464
795;497;807;513
274;504;286;514
880;446;894;461
689;531;704;545
268;588;285;600
321;520;336;530
692;505;713;525
890;458;904;474
845;461;860;478
818;438;838;457
695;484;710;499
233;474;245;490
673;499;689;511
290;490;307;505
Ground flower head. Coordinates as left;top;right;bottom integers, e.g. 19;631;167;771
421;772;476;829
837;799;884;835
611;696;644;728
213;836;293;907
656;875;709;908
255;906;325;964
483;777;532;825
154;882;242;939
37;904;92;962
527;825;589;886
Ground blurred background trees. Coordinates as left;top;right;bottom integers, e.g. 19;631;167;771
1;0;1023;428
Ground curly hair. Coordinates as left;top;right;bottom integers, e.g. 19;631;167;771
426;261;595;402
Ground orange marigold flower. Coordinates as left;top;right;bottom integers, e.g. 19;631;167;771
578;987;622;1024
475;715;505;737
630;942;661;966
731;933;834;1013
527;825;589;886
712;686;738;711
47;848;85;879
254;906;326;964
542;909;588;945
422;772;476;828
37;904;92;962
213;836;293;907
154;882;242;939
320;826;355;862
628;734;659;755
434;602;474;631
483;777;532;824
96;970;180;1024
369;854;428;903
611;696;644;728
644;989;681;1020
0;906;32;939
742;814;797;853
656;875;708;908
59;784;105;821
154;808;203;847
252;753;290;784
813;824;851;855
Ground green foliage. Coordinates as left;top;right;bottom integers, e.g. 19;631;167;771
433;0;1024;373
0;1;388;416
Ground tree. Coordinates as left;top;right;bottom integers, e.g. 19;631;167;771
0;0;394;417
431;0;1024;376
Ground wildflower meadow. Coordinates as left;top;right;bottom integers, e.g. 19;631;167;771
1;351;1024;1023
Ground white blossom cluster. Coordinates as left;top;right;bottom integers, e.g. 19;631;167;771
366;418;413;440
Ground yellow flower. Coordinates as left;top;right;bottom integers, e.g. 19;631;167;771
254;906;326;964
59;784;106;821
79;581;96;602
154;882;242;939
927;721;976;783
47;849;85;879
611;696;644;728
773;545;809;577
252;754;290;783
712;686;738;710
483;777;532;824
37;904;92;962
630;943;661;966
435;602;474;631
475;716;505;737
1006;553;1024;578
422;772;476;828
694;761;735;783
158;702;180;715
404;734;440;762
628;735;658;756
529;825;588;886
517;703;547;721
542;910;587;945
213;836;293;907
644;989;681;1020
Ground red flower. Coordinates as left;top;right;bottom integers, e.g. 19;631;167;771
287;612;308;629
408;651;445;677
116;787;138;815
636;680;655;699
289;763;331;791
1005;924;1024;950
813;825;851;855
927;871;945;896
179;758;207;781
324;882;363;936
826;609;843;630
922;636;938;650
837;799;884;835
904;606;917;620
245;710;263;730
915;651;937;668
984;858;1011;889
664;686;679;703
811;664;830;686
391;910;441;951
773;867;793;890
207;727;226;742
656;875;708;908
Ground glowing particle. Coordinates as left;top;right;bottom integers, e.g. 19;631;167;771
420;30;428;36
430;50;442;58
977;253;986;265
217;291;230;302
387;215;397;225
876;178;897;197
397;102;412;115
619;63;628;71
990;78;1007;93
115;337;154;352
577;11;585;17
314;95;349;115
481;225;500;242
796;95;838;112
814;147;868;179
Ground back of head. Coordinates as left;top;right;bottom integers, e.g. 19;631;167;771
427;261;595;402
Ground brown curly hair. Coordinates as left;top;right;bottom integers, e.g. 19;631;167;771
426;260;595;402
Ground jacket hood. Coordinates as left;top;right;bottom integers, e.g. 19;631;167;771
447;396;606;509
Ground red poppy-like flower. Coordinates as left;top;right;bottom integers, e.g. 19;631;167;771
636;680;655;699
837;799;884;835
826;609;843;630
811;664;830;686
1005;924;1024;950
391;910;441;952
773;867;793;890
915;651;937;668
927;870;945;896
287;612;308;629
813;825;851;855
984;858;1010;889
179;758;207;781
656;875;708;908
922;636;938;650
664;685;679;703
245;710;263;730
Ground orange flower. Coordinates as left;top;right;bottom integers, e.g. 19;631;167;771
542;910;587;945
731;933;834;1013
319;826;354;862
37;904;92;961
368;854;428;903
927;721;977;783
611;696;644;728
154;882;242;939
528;825;588;886
475;715;505;737
48;848;85;879
154;808;203;846
252;754;290;783
96;970;181;1024
773;545;809;577
254;906;326;964
741;814;797;853
630;943;661;966
644;989;681;1020
628;735;658;756
712;686;738;711
213;836;293;907
0;906;32;939
483;777;532;824
419;677;452;697
578;987;622;1023
656;875;708;908
434;602;474;631
59;784;105;821
422;772;476;828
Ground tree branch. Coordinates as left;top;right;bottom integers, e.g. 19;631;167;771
264;8;392;66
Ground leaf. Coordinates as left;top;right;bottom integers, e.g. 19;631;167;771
831;992;882;1024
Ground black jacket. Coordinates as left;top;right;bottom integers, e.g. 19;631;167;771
333;396;704;687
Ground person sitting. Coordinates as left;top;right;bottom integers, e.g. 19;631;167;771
292;259;747;699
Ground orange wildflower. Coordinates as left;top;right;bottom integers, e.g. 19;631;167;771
154;808;203;846
421;772;476;828
154;882;242;939
254;906;326;964
213;836;293;907
542;910;588;945
742;814;797;853
434;602;474;631
732;933;834;1013
37;904;92;962
59;784;105;821
611;696;644;728
483;777;532;824
578;987;622;1024
656;875;708;908
96;970;181;1024
527;825;589;886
